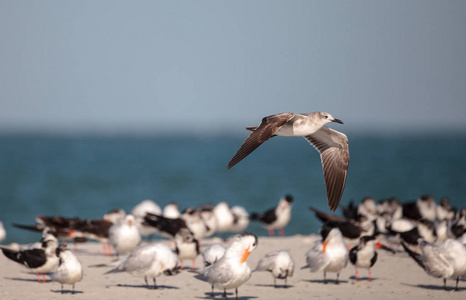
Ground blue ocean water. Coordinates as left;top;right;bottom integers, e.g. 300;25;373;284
0;132;465;244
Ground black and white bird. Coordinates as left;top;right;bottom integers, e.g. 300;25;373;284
304;225;349;284
143;212;190;239
203;233;258;299
227;112;349;212
253;250;295;288
402;239;466;291
250;195;293;237
174;228;200;271
1;234;59;283
52;243;83;294
349;236;380;282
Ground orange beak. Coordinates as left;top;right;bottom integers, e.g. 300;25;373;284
68;230;76;236
375;242;382;249
322;240;328;253
241;245;250;263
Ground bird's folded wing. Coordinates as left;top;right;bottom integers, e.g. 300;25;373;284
305;127;349;212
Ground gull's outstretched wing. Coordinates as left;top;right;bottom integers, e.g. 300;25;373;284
305;127;349;212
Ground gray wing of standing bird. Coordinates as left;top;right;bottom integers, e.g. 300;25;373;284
227;112;349;212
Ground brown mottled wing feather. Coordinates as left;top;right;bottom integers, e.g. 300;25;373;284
305;127;349;212
227;113;295;169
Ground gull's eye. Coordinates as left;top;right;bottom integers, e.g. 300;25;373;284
324;115;328;119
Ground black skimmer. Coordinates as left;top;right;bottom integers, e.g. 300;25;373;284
105;242;180;289
143;212;190;239
253;250;295;288
251;195;293;237
349;235;388;282
304;225;349;284
227;112;349;212
174;228;200;271
203;233;258;299
1;234;59;283
52;243;83;294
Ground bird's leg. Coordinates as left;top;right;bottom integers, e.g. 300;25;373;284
108;243;113;256
72;284;75;294
61;284;64;294
223;288;227;299
455;277;459;291
235;288;238;300
336;272;340;284
355;268;359;281
42;273;47;283
324;271;327;284
211;284;214;297
444;278;447;291
285;276;288;288
180;260;184;270
279;228;284;237
145;276;149;288
368;269;372;282
268;229;274;237
192;259;196;271
274;278;277;288
153;277;157;289
36;272;41;283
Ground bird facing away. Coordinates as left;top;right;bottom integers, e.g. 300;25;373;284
253;250;295;288
203;233;258;299
227;112;349;212
402;239;466;291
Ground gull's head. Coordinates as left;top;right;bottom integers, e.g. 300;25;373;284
228;233;258;263
319;112;343;125
125;215;136;226
278;194;293;211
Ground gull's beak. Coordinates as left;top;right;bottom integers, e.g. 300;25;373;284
241;245;251;263
332;118;344;124
322;240;329;253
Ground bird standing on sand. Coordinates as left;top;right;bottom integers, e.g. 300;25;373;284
1;234;59;283
227;112;349;212
349;235;379;282
109;214;141;258
52;244;83;294
203;233;258;299
105;242;180;289
402;239;466;291
254;250;295;288
251;195;293;237
304;225;349;284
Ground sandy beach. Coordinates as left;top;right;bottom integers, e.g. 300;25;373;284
0;235;464;300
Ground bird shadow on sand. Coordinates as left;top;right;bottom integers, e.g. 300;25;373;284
4;276;50;283
195;292;258;300
303;279;349;285
252;283;294;289
50;289;84;294
401;283;466;292
348;275;379;282
115;283;179;290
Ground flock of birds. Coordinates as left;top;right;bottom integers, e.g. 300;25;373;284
0;194;465;298
0;112;465;298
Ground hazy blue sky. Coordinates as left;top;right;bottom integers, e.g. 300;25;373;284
1;1;465;135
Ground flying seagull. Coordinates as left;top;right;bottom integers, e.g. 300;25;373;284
227;112;349;212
